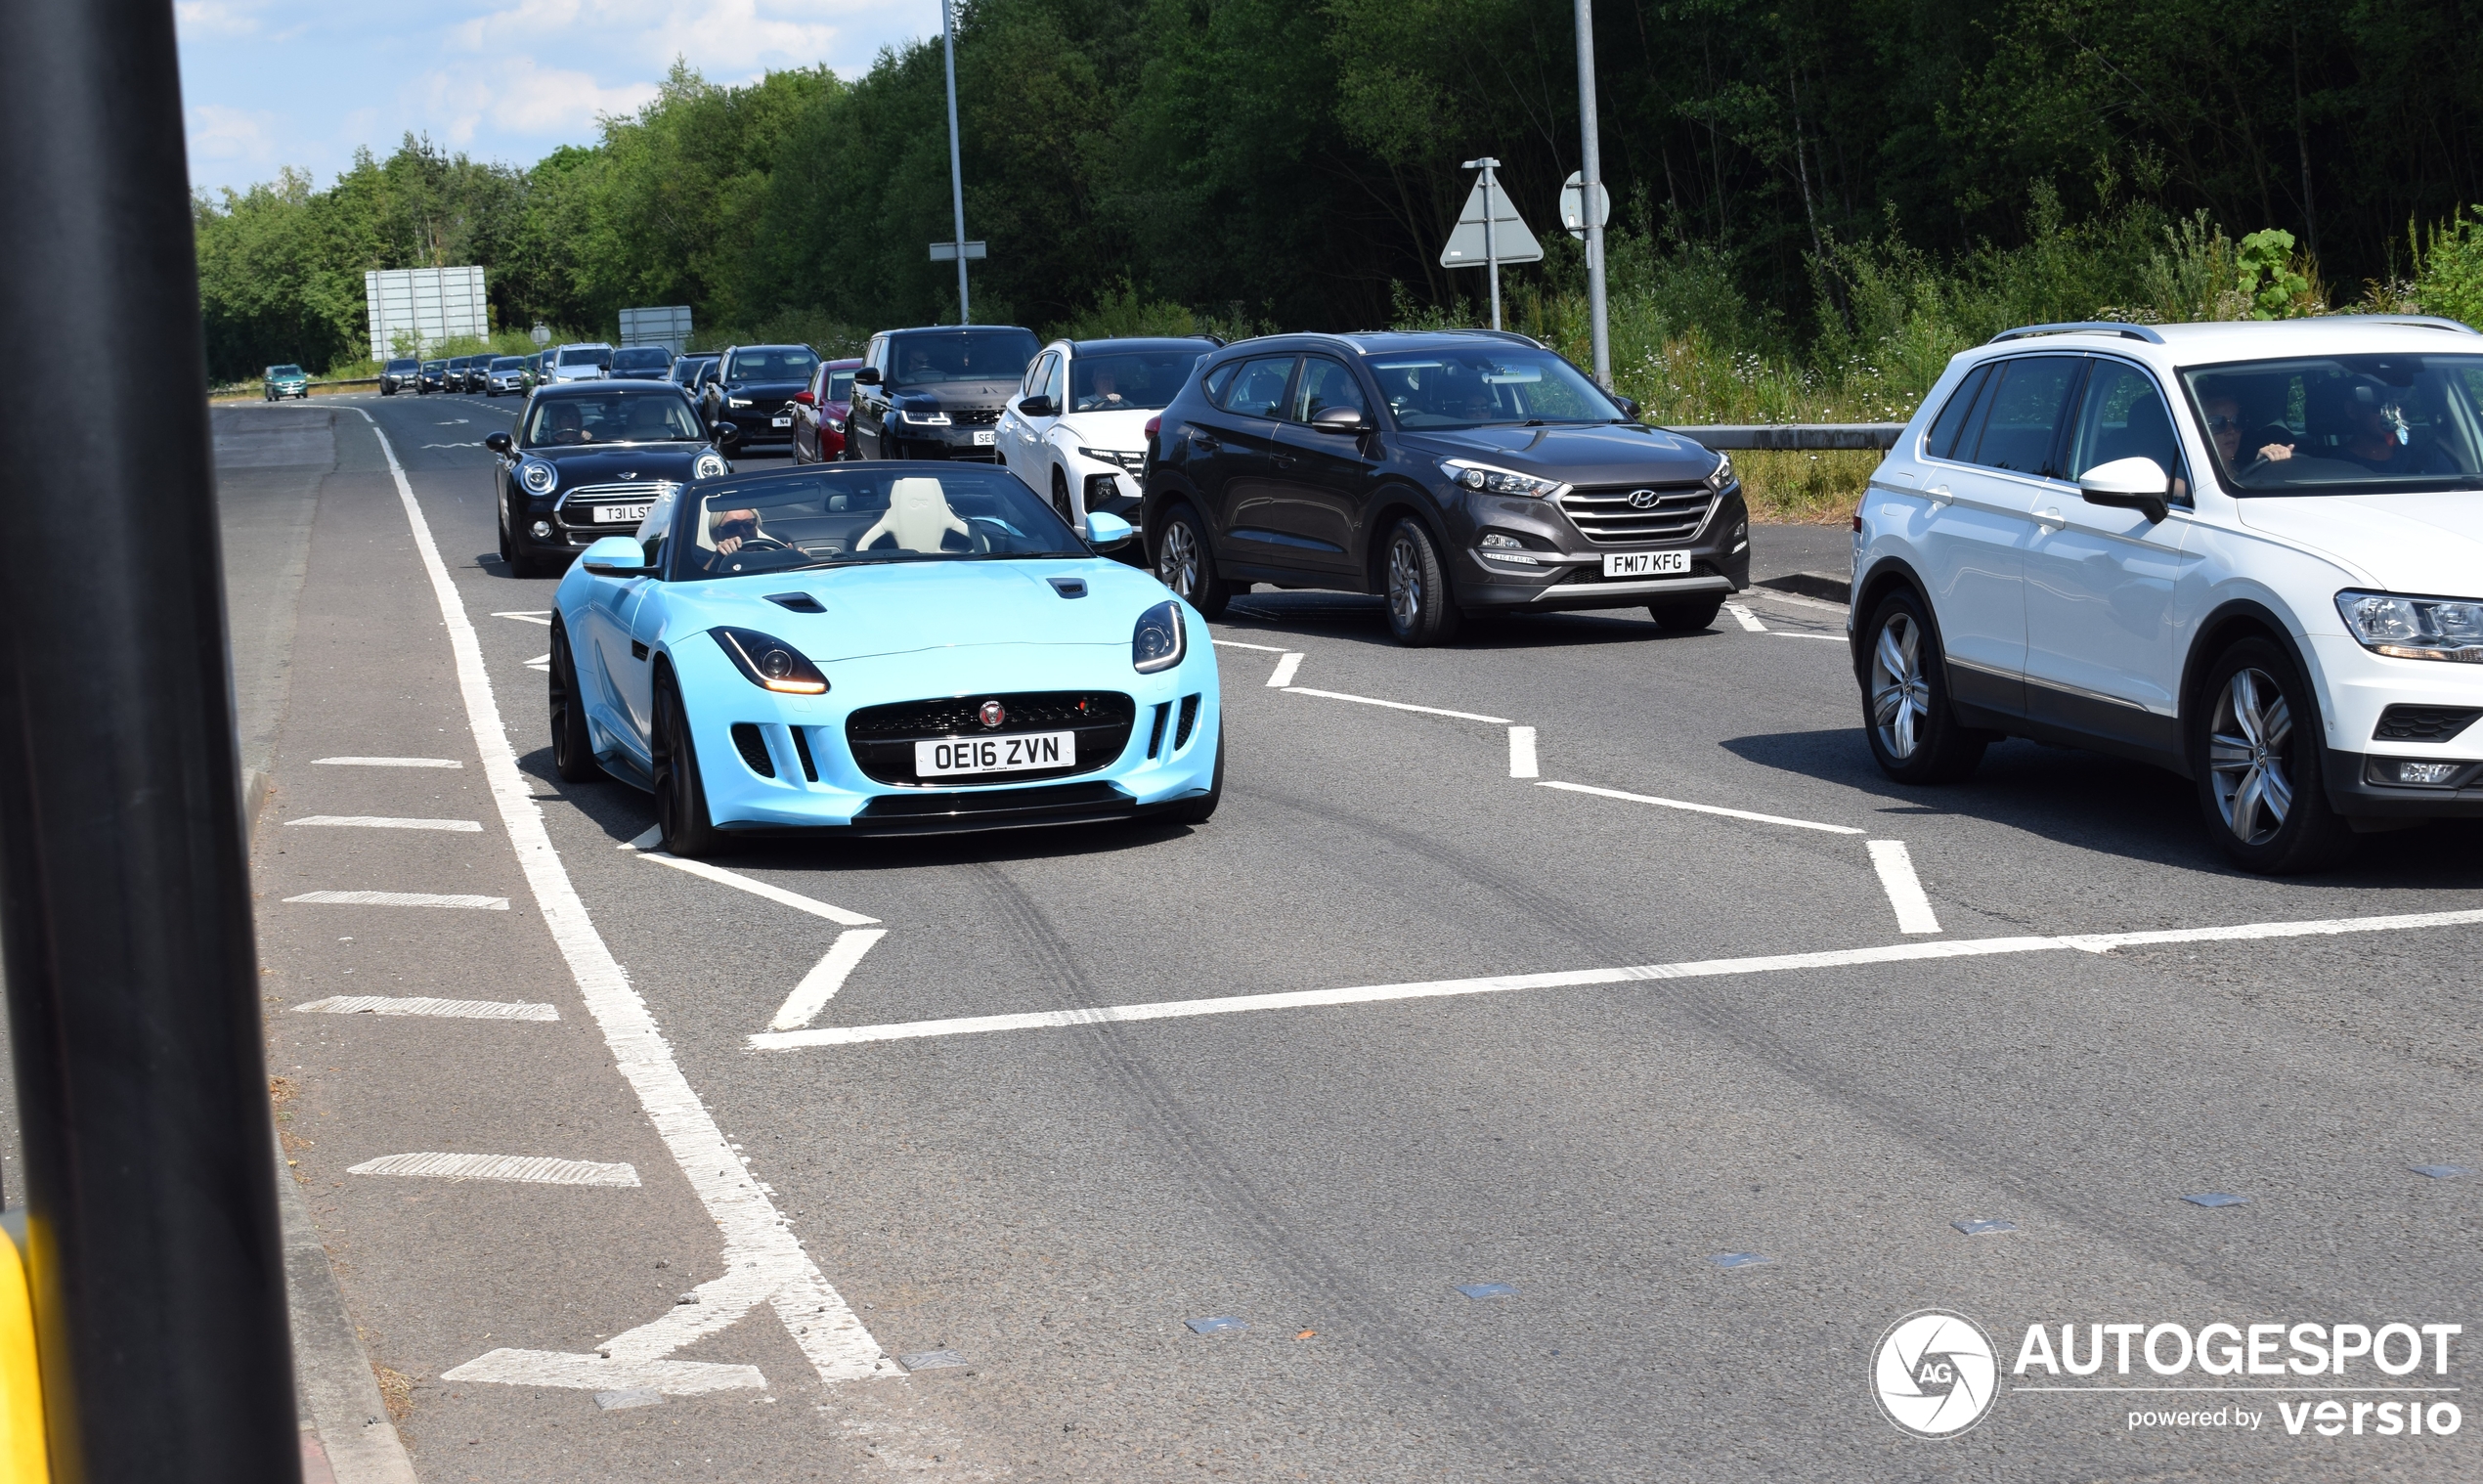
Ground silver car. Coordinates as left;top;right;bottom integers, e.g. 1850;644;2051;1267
485;355;531;397
548;342;614;384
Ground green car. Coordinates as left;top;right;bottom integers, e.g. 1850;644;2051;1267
263;364;309;401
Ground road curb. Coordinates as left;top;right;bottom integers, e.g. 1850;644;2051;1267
273;1129;419;1484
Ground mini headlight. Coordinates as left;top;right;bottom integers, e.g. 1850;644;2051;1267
519;459;556;494
1132;599;1185;674
712;627;829;694
693;452;726;480
1437;458;1568;500
1705;452;1736;491
2335;590;2483;662
899;409;952;426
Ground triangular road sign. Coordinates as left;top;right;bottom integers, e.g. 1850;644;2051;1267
1439;176;1544;268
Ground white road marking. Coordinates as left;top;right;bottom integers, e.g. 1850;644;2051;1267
1747;587;1850;615
637;851;880;926
768;930;891;1031
493;611;554;626
1724;601;1767;633
286;815;484;832
753;906;2483;1051
622;825;661;850
1507;726;1539;779
1286;686;1512;725
1866;840;1941;935
1267;652;1304;687
295;995;558;1022
1771;632;1849;641
1210;638;1289;652
284;890;510;909
1535;780;1864;836
354;412;895;1394
314;756;461;768
525;654;551;672
348;1153;638;1186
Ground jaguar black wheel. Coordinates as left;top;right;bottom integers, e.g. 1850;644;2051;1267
653;677;723;858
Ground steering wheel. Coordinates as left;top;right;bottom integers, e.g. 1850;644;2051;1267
731;535;792;553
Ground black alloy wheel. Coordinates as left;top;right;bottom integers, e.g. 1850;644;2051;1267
1153;502;1230;619
1051;467;1074;523
548;622;602;783
1859;589;1986;784
1649;594;1725;632
2191;637;2355;873
652;677;724;858
1383;518;1462;647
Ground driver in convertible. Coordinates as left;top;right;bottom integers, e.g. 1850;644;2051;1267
712;507;766;555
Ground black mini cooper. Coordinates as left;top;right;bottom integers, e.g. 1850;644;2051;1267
1141;330;1748;644
486;383;733;578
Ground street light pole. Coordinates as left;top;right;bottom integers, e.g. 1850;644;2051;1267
1574;0;1611;387
940;0;972;325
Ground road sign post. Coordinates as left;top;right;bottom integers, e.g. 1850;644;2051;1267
939;0;972;324
929;241;987;263
1441;161;1544;331
1572;0;1612;387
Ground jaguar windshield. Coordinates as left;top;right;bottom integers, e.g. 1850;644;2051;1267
675;468;1083;581
522;390;705;447
1369;347;1624;429
2184;355;2483;494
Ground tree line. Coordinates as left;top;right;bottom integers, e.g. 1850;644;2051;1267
194;0;2483;384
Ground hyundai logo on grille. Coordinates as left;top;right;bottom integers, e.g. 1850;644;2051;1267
979;700;1007;728
1628;488;1661;509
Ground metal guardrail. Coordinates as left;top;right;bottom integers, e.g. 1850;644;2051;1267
1665;423;1905;451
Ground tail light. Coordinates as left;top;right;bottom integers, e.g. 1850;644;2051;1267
1145;415;1161;441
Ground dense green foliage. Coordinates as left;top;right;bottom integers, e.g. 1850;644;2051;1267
196;0;2483;398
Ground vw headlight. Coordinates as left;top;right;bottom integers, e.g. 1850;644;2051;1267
1705;452;1736;491
898;409;952;427
519;459;556;494
712;628;829;694
693;452;726;480
1438;458;1568;500
1132;599;1185;674
2336;590;2483;662
727;396;752;409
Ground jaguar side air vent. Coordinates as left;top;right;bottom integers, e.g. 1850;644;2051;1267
765;592;826;614
1048;578;1089;599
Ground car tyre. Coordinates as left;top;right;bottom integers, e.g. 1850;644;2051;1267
1859;589;1985;784
1383;518;1462;647
1051;467;1075;523
653;676;724;858
1156;722;1224;825
1649;595;1725;631
548;622;602;784
1154;502;1231;619
2190;637;2355;874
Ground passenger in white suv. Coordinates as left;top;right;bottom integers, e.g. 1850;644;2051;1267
1852;317;2483;873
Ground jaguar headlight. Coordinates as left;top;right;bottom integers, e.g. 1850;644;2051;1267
1705;452;1736;491
693;452;726;480
1132;599;1186;674
2336;590;2483;662
898;409;952;427
713;628;828;694
519;459;556;494
1438;458;1568;500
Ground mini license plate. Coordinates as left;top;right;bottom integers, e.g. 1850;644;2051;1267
772;415;793;427
1604;550;1690;579
973;429;997;446
593;502;653;525
915;730;1076;777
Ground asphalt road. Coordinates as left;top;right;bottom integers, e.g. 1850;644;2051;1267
227;393;2482;1482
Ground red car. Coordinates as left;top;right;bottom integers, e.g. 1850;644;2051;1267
790;357;862;463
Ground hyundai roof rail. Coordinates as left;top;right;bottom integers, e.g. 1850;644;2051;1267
2316;313;2481;334
1987;322;2166;345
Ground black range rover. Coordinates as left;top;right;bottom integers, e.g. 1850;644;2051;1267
1140;330;1748;644
485;383;731;578
844;326;1040;461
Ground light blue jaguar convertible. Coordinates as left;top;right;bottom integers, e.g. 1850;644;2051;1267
548;462;1222;855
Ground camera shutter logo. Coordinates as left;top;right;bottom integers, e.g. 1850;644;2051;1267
1628;488;1660;509
1873;1310;1999;1438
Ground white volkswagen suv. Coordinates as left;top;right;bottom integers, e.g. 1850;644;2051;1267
1852;317;2483;873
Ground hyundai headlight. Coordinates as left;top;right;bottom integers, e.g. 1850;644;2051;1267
898;409;952;426
1132;599;1186;674
1438;458;1568;500
1705;452;1736;491
519;459;556;494
713;628;829;694
2336;590;2483;662
693;452;726;480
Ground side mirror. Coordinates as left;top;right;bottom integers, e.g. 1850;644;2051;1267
852;367;882;386
1021;395;1058;418
713;422;740;446
483;432;512;455
580;537;653;578
1311;404;1375;434
793;390;814;407
1614;395;1641;418
1085;511;1136;550
2077;457;2171;524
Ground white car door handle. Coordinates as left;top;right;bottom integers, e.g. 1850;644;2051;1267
2036;505;2064;531
1927;484;1952;506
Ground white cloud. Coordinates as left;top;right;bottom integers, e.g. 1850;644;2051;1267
189;104;280;163
410;56;661;150
452;0;842;73
172;0;264;38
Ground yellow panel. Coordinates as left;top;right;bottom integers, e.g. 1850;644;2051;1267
0;1227;47;1481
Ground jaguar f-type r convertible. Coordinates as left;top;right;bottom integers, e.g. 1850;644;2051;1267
548;461;1223;854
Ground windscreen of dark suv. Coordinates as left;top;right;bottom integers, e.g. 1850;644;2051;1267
887;331;1039;389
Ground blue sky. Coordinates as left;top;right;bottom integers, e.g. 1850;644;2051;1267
175;0;941;197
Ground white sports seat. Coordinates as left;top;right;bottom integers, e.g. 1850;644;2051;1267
857;478;971;552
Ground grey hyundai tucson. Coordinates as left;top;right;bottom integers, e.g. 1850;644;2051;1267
1140;330;1748;644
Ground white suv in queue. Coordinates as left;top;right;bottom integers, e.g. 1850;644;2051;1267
1852;316;2483;872
997;336;1219;532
